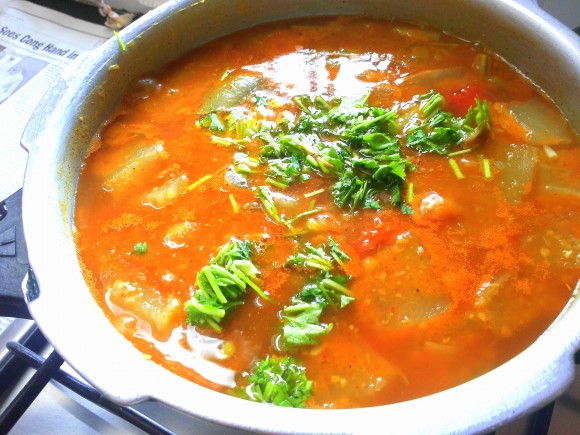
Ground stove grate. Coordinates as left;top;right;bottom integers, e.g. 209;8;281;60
0;340;173;435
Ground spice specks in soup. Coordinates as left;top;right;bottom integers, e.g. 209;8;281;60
75;16;580;409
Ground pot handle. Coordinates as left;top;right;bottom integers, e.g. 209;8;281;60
20;52;92;153
20;78;66;153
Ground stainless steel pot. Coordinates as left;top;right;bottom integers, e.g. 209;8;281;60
20;0;580;433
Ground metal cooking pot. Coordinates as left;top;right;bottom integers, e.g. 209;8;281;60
20;0;580;433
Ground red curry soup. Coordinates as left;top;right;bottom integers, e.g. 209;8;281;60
75;16;580;408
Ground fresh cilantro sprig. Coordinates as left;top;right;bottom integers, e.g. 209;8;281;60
133;242;148;254
334;130;412;211
255;186;283;224
282;238;353;346
199;92;412;212
282;271;353;346
405;91;492;155
260;94;413;211
244;356;313;407
198;90;491;214
198;106;267;146
265;155;306;188
286;237;350;273
184;239;270;331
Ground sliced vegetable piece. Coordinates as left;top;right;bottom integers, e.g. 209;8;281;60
537;163;580;200
474;272;511;307
164;221;194;249
354;232;451;329
509;99;575;147
103;142;167;191
520;215;580;269
142;174;190;209
402;67;464;88
495;144;539;204
200;75;263;113
414;191;462;225
107;280;181;340
393;25;441;42
304;330;407;407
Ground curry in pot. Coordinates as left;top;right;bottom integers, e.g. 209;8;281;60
74;16;580;408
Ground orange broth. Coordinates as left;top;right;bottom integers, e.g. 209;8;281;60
74;16;580;408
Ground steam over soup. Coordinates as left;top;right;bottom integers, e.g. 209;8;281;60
75;16;580;408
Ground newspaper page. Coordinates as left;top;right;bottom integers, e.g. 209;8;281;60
0;0;114;201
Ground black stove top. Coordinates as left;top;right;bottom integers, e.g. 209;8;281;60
0;189;30;319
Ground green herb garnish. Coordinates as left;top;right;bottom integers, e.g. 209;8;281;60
282;238;353;346
261;95;413;211
184;239;270;331
199;113;225;132
405;91;492;155
244;356;313;407
133;242;148;254
113;31;126;52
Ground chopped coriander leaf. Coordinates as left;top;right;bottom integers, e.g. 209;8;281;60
282;271;353;346
463;98;492;143
184;239;270;331
287;244;333;270
185;297;228;332
202;93;414;213
287;207;322;223
406;127;461;155
401;203;414;215
252;94;269;106
256;186;282;224
448;148;472;157
328;237;350;266
245;356;313;407
286;237;349;272
210;136;250;147
226;107;260;139
482;158;492;179
419;90;444;118
326;94;371;127
304;189;325;198
282;238;353;346
199;106;267;141
113;31;126;52
262;94;411;212
405;92;492;154
341;109;398;143
265;156;303;188
283;299;332;345
233;152;261;174
229;194;239;213
448;158;465;180
332;170;378;209
133;242;148;253
473;53;490;74
187;174;213;191
199;113;225;132
297;272;353;305
407;182;414;204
